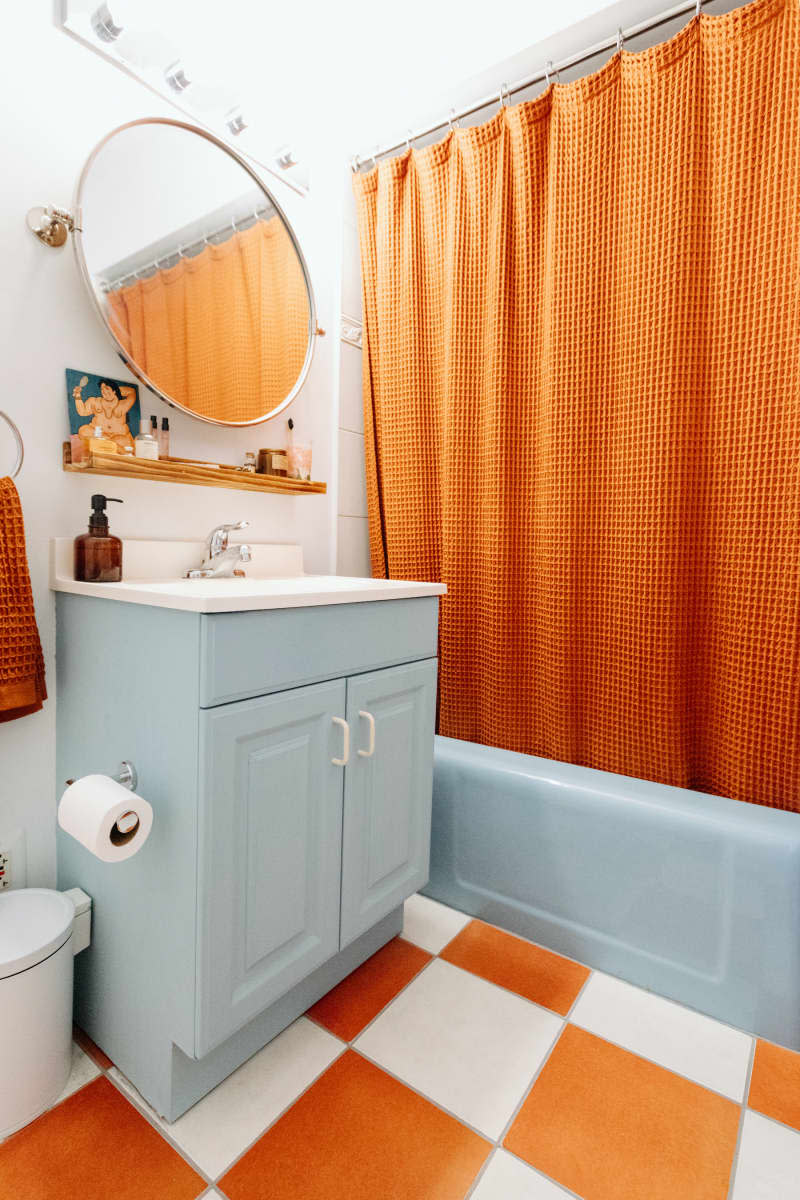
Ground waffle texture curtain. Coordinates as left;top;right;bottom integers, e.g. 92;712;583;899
108;218;309;423
353;0;800;811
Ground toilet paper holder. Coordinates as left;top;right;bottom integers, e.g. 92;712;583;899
62;761;141;839
64;760;138;792
65;763;136;792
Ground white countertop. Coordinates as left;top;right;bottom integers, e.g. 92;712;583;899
50;539;446;613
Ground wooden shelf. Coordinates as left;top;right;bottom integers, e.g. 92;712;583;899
62;443;326;496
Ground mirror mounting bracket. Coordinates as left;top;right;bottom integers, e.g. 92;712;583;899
26;205;81;247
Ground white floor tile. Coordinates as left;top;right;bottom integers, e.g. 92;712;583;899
111;1017;343;1177
56;1042;101;1105
471;1150;573;1198
732;1111;800;1198
570;972;752;1099
355;958;562;1138
402;893;471;954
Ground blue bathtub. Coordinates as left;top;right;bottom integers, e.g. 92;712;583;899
425;735;800;1049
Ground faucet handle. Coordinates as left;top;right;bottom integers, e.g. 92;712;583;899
207;520;250;557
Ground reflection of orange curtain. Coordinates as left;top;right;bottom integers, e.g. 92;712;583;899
354;0;800;812
107;217;309;423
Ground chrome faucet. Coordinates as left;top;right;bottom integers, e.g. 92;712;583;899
186;521;252;579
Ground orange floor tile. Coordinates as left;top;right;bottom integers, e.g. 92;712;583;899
219;1049;490;1200
73;1024;114;1070
504;1025;741;1200
0;1076;206;1200
307;936;431;1040
439;920;589;1015
748;1038;800;1133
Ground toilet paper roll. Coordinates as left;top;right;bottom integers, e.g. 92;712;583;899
58;775;153;863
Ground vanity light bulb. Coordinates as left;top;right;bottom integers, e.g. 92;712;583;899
225;109;248;137
91;3;123;42
165;59;192;92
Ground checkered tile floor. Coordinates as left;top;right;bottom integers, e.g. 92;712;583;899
3;894;800;1199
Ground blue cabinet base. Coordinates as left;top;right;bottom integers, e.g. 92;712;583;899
78;905;403;1121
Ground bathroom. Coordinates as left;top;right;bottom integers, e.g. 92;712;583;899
0;0;797;1195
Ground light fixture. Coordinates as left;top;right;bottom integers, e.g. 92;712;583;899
90;3;123;43
225;108;248;136
275;145;297;170
164;59;192;93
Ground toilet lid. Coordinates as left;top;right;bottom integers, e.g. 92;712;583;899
0;888;74;979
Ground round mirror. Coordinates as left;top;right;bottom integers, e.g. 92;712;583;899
73;118;315;426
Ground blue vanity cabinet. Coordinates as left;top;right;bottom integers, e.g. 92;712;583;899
341;659;437;946
195;679;346;1056
56;591;441;1120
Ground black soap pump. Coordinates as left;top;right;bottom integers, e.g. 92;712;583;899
74;494;123;583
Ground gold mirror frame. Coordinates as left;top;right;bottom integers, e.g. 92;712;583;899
72;117;317;428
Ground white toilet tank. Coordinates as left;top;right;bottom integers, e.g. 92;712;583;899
0;888;75;1137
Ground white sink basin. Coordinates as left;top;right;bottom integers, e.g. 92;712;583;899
50;539;446;613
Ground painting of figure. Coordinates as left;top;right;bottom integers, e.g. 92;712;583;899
65;369;140;452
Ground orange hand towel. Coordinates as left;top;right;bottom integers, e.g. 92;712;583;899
0;477;46;721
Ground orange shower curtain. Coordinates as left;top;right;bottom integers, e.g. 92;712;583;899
108;217;309;423
354;0;800;812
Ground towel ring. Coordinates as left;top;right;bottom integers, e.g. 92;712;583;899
0;410;23;479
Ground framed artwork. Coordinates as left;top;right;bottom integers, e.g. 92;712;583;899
65;369;140;453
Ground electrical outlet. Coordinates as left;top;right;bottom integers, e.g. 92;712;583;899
0;828;26;890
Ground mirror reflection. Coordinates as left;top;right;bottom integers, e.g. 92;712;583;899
76;120;313;426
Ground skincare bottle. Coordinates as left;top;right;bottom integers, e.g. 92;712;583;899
135;418;159;460
150;415;158;440
83;425;118;459
74;494;123;583
159;417;170;458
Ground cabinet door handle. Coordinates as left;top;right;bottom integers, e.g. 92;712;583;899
331;717;350;766
357;710;376;758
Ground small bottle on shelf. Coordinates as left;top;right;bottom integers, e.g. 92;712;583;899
135;418;159;460
159;417;170;458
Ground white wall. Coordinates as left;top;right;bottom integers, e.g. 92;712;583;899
0;3;341;887
336;175;370;577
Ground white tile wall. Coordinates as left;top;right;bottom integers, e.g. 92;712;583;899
337;188;371;576
338;429;368;519
339;341;364;435
337;516;371;577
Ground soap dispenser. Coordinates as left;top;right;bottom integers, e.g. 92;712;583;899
74;494;123;583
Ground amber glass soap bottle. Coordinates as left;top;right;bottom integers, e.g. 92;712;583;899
74;494;123;582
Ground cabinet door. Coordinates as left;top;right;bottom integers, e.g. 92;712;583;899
340;659;437;947
196;679;346;1056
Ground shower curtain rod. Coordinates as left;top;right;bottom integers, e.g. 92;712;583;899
353;0;712;169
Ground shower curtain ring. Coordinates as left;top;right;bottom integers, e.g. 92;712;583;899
447;107;459;131
405;129;413;152
695;0;702;14
499;82;510;107
545;59;559;86
617;26;625;52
